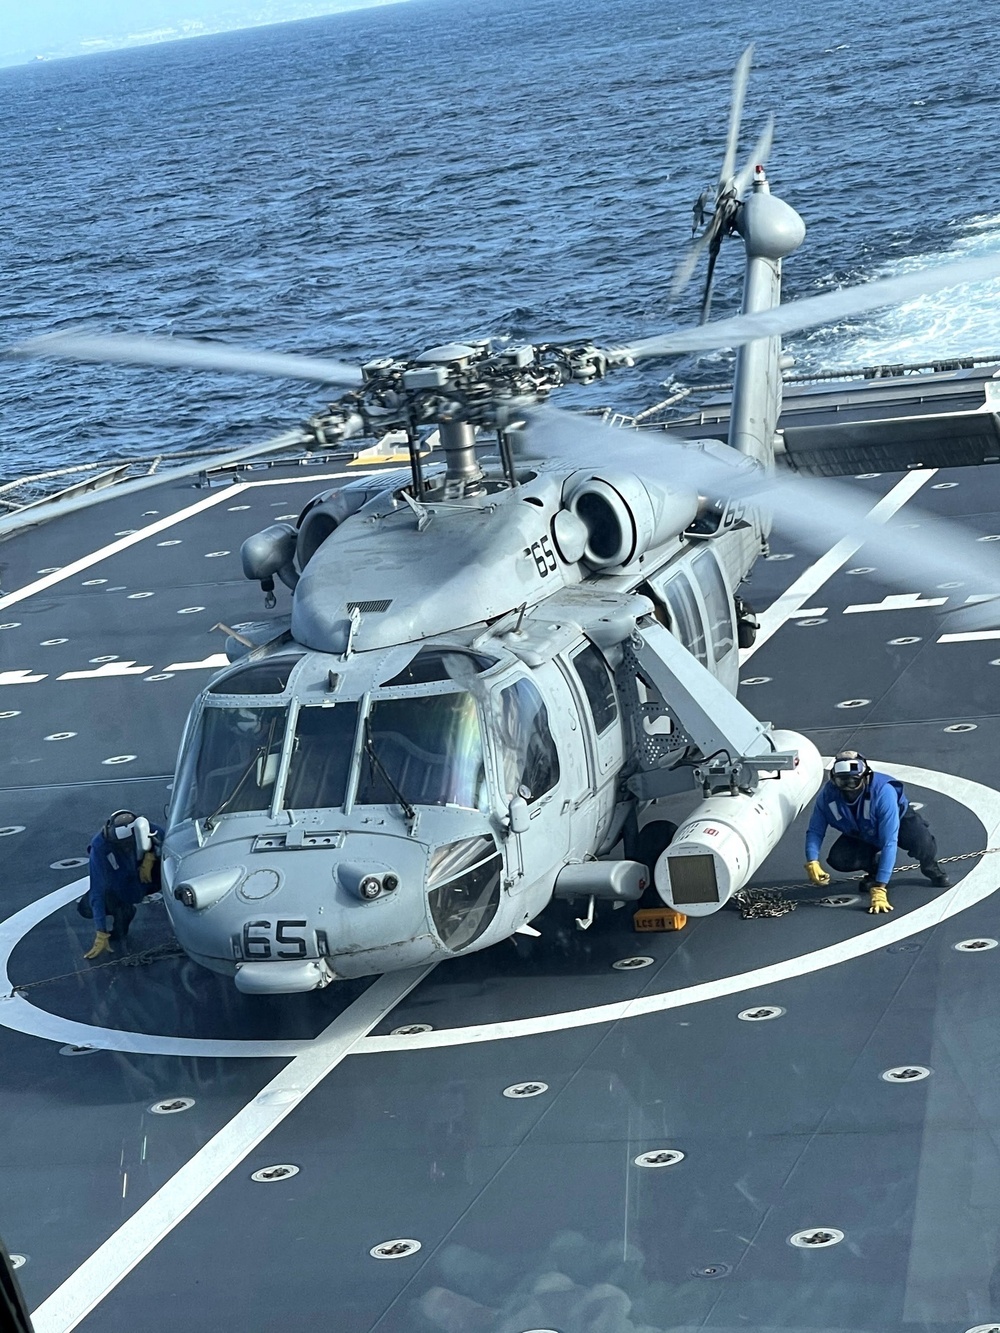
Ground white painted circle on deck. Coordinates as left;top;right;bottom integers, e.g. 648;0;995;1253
50;858;87;870
40;638;68;646
177;607;205;615
847;567;875;575
1;763;998;1059
145;674;174;682
127;593;154;600
205;551;230;558
0;711;21;719
90;656;118;664
102;755;137;765
932;482;959;489
157;540;182;547
10;1254;26;1269
0;623;21;630
955;938;998;952
881;1066;931;1083
977;535;1000;542
82;579;108;586
0;827;25;837
44;732;76;741
836;699;871;709
889;637;921;646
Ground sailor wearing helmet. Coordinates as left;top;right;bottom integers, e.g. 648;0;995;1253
803;751;950;914
80;810;164;958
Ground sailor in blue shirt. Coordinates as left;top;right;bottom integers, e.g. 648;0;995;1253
804;751;950;913
81;810;164;958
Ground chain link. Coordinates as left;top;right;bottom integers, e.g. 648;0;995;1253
734;846;1000;919
5;940;184;998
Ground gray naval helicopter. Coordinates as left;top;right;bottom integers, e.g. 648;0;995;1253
15;52;1000;994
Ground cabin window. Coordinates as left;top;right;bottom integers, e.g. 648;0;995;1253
496;677;560;804
356;692;488;810
206;655;303;695
283;702;360;810
381;647;497;688
427;835;502;950
691;549;735;662
572;643;618;734
662;571;708;665
173;705;288;824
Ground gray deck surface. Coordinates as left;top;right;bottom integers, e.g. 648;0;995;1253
2;457;1000;1332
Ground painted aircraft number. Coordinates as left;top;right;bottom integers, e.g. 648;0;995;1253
242;919;308;959
526;534;557;577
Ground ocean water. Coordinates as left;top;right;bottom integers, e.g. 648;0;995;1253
1;0;999;480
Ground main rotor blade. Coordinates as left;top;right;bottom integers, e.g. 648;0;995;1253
732;112;775;198
6;331;365;388
518;405;1000;613
719;44;754;187
618;251;1000;362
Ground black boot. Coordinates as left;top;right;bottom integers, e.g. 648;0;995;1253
924;864;951;888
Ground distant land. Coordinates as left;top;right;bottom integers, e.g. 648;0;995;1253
0;1;410;69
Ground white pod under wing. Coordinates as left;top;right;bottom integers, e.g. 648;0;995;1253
654;731;823;915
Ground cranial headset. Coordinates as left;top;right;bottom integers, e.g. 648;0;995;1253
104;810;138;842
830;751;871;799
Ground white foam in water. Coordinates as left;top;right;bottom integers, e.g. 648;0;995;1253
796;218;1000;370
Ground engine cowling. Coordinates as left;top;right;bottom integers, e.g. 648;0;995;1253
298;468;417;570
562;471;700;571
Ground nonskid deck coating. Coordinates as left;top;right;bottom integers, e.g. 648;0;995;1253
2;461;1000;1331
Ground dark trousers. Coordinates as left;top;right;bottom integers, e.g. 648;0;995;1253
827;811;941;881
76;890;138;939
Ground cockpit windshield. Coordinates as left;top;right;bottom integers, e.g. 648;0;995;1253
284;702;360;811
171;705;288;826
356;691;488;811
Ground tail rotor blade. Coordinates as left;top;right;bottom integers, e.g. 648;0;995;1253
5;331;365;388
733;112;774;198
670;216;722;302
719;44;754;187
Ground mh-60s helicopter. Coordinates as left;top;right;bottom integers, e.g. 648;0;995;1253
15;50;1000;993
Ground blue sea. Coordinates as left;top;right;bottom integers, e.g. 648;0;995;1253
1;0;999;480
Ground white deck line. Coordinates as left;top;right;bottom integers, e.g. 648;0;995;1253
740;469;938;663
0;469;379;613
29;963;435;1333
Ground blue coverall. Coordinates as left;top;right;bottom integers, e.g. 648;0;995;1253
805;773;938;883
87;823;164;939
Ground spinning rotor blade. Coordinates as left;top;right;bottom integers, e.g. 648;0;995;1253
621;250;1000;361
670;220;721;304
518;405;1000;613
6;331;364;388
719;44;754;188
732;112;774;198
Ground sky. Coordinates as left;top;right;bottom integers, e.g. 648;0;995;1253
0;1;393;65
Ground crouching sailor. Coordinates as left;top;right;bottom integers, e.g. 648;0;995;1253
803;751;950;914
81;810;164;958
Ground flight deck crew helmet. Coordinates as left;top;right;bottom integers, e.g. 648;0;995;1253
830;751;871;798
104;810;138;842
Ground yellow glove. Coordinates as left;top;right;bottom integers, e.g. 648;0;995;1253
805;860;830;887
84;931;114;959
868;885;893;914
139;851;157;885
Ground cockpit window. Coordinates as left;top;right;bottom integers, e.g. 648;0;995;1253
172;705;288;825
497;677;560;804
356;692;487;810
283;702;360;810
206;655;303;696
381;648;497;688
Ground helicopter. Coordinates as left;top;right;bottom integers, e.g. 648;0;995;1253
11;51;1000;994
